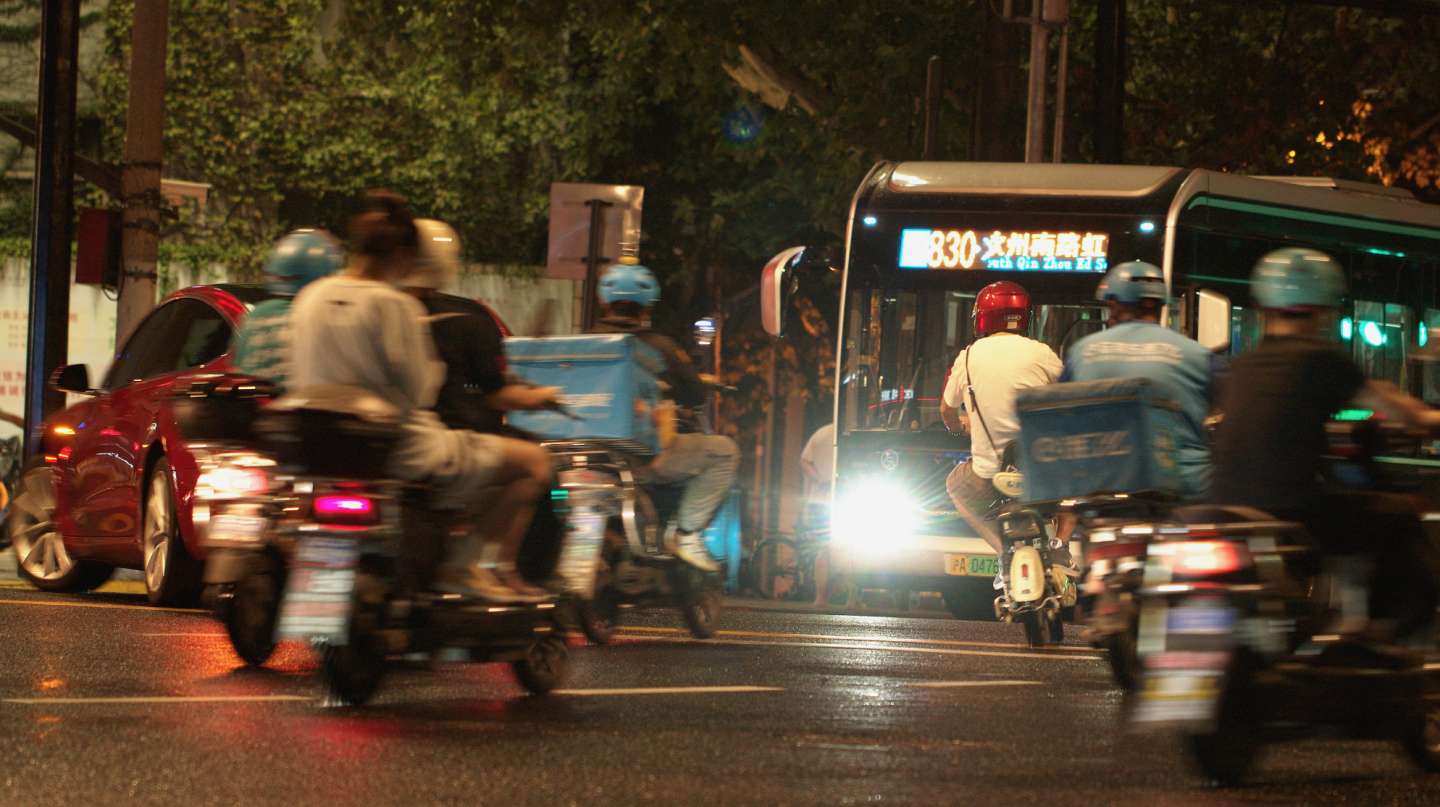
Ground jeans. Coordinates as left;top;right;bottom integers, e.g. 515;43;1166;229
650;433;741;533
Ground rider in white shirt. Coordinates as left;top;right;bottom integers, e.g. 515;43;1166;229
940;282;1063;567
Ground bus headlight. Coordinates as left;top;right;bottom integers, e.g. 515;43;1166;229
832;481;918;551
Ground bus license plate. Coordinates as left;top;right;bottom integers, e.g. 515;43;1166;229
945;554;998;577
205;515;267;547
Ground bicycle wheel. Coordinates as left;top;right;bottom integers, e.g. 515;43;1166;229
756;539;800;600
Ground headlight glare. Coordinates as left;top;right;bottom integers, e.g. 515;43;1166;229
832;480;918;550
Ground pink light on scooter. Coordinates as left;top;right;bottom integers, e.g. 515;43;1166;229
313;495;375;519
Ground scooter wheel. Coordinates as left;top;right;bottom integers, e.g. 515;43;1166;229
576;587;621;646
1103;626;1142;690
512;633;569;695
226;571;281;667
1402;694;1440;771
1186;659;1259;786
1021;612;1051;649
682;579;723;640
320;573;388;706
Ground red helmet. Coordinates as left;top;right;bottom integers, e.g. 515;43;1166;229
973;281;1031;336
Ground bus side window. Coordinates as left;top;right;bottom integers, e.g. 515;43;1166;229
1348;300;1411;388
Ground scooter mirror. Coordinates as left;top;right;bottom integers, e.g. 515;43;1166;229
1196;290;1231;353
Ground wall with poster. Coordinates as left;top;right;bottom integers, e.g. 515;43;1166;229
0;258;119;436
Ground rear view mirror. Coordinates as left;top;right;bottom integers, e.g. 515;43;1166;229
760;246;806;337
49;364;95;395
1196;290;1231;353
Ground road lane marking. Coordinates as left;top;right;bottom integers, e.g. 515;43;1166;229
142;633;226;637
909;680;1042;688
614;625;1095;653
2;695;312;704
616;634;1101;661
0;597;206;614
552;686;782;696
0;581;148;594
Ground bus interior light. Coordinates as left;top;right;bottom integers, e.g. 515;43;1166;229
1139;221;1156;233
1341;318;1353;340
1361;321;1385;347
863;216;878;226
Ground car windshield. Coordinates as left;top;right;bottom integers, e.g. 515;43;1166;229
838;285;1108;433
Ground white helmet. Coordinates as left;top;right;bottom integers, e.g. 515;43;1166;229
406;218;463;290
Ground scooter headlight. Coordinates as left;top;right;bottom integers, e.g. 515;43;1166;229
832;480;918;551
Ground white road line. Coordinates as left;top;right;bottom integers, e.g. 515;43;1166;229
2;695;313;705
615;633;1102;661
615;625;1096;653
909;680;1042;688
552;686;783;696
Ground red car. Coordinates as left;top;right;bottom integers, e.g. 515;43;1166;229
9;284;277;605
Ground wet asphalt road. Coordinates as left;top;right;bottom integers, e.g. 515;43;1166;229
1;589;1438;807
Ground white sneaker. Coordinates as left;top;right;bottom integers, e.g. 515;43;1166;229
672;529;721;572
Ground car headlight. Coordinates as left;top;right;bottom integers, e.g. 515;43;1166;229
832;480;918;551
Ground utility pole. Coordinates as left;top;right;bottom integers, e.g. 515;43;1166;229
1093;0;1127;164
115;0;170;345
1022;3;1049;163
24;0;82;455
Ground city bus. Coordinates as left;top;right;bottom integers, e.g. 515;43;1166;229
761;161;1440;619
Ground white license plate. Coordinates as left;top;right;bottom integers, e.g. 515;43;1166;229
277;537;360;643
205;515;267;547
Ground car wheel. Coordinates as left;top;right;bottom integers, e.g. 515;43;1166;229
142;457;202;607
10;458;112;592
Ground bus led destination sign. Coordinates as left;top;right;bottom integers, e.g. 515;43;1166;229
898;228;1109;272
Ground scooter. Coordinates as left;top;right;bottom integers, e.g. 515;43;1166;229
547;440;730;645
1129;418;1440;784
980;446;1077;648
179;379;569;704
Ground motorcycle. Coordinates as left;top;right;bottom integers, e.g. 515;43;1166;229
1129;418;1440;784
547;440;731;645
1070;494;1182;689
177;377;570;704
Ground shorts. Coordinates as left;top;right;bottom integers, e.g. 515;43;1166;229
386;410;505;509
946;459;1001;519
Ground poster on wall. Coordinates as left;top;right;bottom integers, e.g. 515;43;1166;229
0;260;120;432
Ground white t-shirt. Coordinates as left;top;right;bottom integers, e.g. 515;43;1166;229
942;333;1062;479
800;424;835;503
290;276;446;414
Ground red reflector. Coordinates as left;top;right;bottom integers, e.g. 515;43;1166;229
314;496;373;516
1172;541;1244;576
1021;563;1030;578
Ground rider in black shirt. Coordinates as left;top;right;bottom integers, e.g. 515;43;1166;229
1212;248;1440;642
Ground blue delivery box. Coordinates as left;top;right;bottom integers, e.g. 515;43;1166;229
505;334;665;454
1014;377;1185;503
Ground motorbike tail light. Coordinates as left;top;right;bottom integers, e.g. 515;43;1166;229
1170;541;1246;576
312;495;379;525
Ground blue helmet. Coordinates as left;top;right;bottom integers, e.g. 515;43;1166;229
265;229;342;296
1096;261;1168;305
1251;248;1345;311
597;258;660;307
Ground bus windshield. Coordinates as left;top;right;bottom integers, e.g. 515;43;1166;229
839;284;1107;433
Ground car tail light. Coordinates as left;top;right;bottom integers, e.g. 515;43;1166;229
1170;541;1246;576
312;495;379;525
198;466;270;496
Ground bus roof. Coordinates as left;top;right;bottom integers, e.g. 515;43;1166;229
887;162;1182;197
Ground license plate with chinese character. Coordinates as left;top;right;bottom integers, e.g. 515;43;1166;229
945;553;998;577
